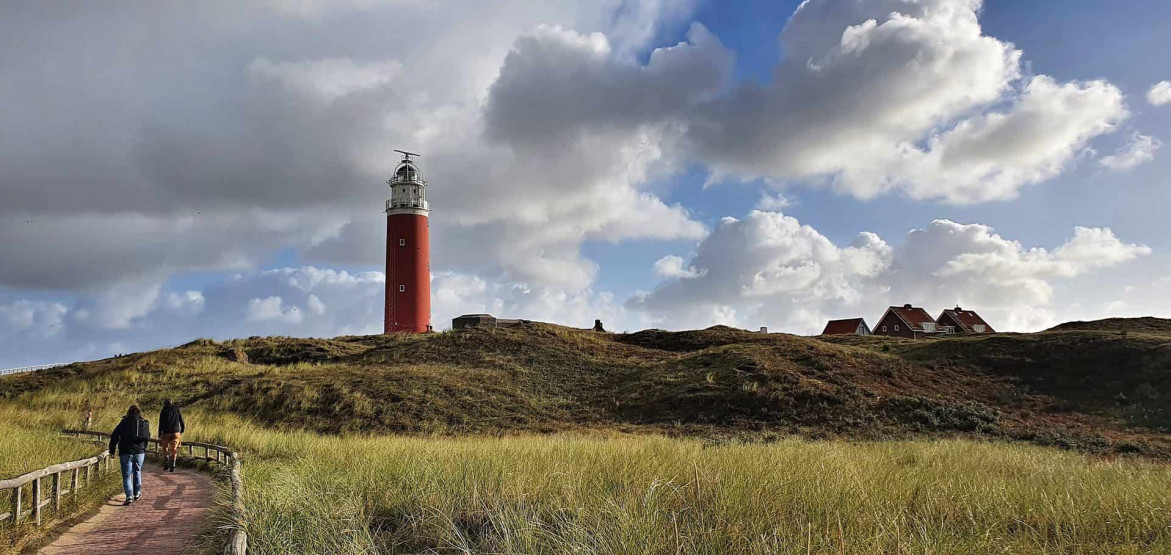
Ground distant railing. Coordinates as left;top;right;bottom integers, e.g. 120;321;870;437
0;363;71;377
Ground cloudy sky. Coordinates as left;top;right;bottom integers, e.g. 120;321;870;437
2;0;1169;366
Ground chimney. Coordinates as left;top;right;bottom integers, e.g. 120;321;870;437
759;326;768;333
955;305;962;311
903;304;912;309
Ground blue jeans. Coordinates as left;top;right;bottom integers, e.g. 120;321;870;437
119;453;145;499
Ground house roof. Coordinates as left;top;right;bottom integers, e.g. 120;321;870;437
822;318;867;335
885;305;937;331
938;307;995;333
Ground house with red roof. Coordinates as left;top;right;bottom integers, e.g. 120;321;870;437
936;306;995;334
821;318;871;335
873;304;950;339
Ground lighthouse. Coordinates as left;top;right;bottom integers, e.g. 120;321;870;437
384;150;432;334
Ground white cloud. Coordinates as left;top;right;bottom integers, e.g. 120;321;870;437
686;0;1128;204
74;281;162;330
1148;81;1171;106
164;291;206;315
754;192;791;211
653;255;705;279
631;211;1150;334
248;58;403;103
894;77;1126;202
306;294;327;315
907;221;1150;330
246;296;304;324
430;271;644;332
0;300;67;338
1099;133;1161;171
630;211;894;332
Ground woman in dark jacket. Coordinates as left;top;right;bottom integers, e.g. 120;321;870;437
158;399;185;471
109;405;151;505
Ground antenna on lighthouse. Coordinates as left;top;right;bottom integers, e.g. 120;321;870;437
394;149;421;160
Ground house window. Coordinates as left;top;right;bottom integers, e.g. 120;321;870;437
973;324;985;333
399;285;406;292
882;326;887;332
399;238;406;246
922;323;935;333
894;325;899;331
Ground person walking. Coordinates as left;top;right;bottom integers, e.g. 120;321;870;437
158;399;185;472
108;405;151;506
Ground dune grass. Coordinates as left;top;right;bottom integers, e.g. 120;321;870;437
204;418;1171;554
0;417;119;554
224;430;1171;553
0;420;104;478
1;403;1169;553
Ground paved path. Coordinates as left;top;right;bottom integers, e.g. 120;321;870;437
40;466;214;554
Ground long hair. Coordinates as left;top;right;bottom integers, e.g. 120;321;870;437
163;399;173;407
127;405;140;417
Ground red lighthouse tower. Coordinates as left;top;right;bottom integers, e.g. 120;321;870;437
384;150;431;334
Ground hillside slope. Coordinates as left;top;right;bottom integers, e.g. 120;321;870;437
2;318;1169;456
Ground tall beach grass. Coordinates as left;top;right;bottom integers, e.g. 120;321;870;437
1;400;1169;553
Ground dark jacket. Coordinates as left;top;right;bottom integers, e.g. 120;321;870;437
109;415;151;456
159;404;185;434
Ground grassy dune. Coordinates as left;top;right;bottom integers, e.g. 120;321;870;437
2;408;1169;553
2;320;1170;552
3;323;1169;455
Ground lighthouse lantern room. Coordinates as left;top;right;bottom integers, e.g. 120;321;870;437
384;150;432;334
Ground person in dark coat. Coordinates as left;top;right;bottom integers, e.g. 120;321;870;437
158;399;186;471
109;405;151;505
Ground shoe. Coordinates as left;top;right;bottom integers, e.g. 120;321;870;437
123;499;133;506
134;493;142;501
170;466;175;472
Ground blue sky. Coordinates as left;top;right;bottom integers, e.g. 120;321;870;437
1;0;1168;366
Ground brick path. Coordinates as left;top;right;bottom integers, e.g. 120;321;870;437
40;466;214;554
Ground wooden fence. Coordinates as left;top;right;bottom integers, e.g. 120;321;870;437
0;430;247;554
0;447;113;526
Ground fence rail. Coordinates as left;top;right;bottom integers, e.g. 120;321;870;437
0;447;112;526
0;363;71;377
1;430;247;554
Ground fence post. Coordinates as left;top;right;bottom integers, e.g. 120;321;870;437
52;472;61;512
32;477;41;525
71;468;79;495
205;446;211;462
10;485;19;523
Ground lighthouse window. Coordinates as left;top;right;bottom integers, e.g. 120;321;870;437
399;285;406;292
399;239;406;246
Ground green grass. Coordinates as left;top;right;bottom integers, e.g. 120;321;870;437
4;405;1166;552
0;420;103;478
0;418;119;554
8;406;1167;553
150;414;1171;553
